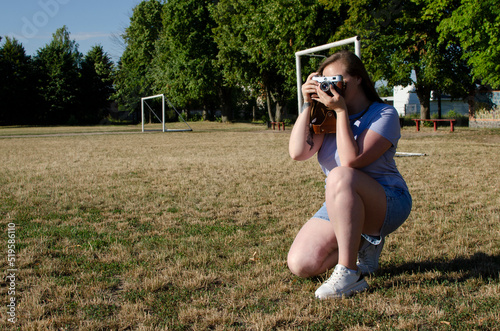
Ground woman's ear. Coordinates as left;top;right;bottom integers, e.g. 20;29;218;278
354;75;362;86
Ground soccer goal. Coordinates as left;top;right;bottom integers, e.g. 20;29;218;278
295;36;361;113
141;94;193;132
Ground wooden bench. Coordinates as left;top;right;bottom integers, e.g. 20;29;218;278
412;119;456;132
271;121;285;130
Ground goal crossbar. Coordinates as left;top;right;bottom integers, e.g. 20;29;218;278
141;94;192;132
295;36;361;113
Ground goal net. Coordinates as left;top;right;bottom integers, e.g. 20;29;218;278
141;94;192;132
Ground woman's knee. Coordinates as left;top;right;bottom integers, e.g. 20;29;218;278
287;251;318;278
325;166;357;195
287;246;333;278
287;251;304;277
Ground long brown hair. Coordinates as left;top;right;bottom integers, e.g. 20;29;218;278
317;50;383;103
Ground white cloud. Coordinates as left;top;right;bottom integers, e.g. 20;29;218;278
71;32;112;41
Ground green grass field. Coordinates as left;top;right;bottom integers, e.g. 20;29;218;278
1;123;499;330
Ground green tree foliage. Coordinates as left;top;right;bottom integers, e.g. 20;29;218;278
212;0;343;122
114;0;164;117
34;26;82;124
0;37;37;125
438;0;500;89
79;45;115;124
320;0;466;119
1;32;114;125
2;1;497;126
151;0;229;121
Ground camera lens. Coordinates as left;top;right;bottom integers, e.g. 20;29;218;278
320;82;330;92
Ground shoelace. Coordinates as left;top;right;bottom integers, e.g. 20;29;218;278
325;268;347;286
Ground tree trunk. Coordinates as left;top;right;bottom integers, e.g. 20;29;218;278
275;101;282;123
416;85;431;119
266;87;275;122
219;86;232;122
437;91;442;119
202;104;208;121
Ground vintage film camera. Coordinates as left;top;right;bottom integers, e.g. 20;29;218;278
311;75;345;96
308;75;345;134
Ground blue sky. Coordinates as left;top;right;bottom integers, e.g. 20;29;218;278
0;0;143;63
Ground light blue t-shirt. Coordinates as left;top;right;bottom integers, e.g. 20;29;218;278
317;102;408;191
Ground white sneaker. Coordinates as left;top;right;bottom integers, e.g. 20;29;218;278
357;237;385;275
315;264;369;299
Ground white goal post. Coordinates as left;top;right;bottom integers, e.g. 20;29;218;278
141;94;165;132
295;36;361;113
141;94;192;132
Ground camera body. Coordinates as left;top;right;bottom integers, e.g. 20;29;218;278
312;75;345;96
309;75;344;134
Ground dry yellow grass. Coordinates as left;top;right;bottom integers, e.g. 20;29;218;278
0;123;499;330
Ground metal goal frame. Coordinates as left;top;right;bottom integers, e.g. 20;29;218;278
141;94;192;132
295;36;361;113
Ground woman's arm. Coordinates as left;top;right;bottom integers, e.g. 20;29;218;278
339;127;392;168
289;72;325;161
314;88;392;168
289;104;324;160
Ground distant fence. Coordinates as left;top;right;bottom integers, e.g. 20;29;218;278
469;117;500;128
470;90;500;128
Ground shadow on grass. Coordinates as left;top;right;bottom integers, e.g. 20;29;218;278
380;252;500;283
288;253;499;289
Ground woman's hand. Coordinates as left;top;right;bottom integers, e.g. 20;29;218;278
302;72;319;103
312;83;347;114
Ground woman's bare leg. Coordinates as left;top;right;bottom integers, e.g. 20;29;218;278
325;166;386;270
287;217;339;278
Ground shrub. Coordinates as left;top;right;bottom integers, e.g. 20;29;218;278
445;110;469;126
473;107;498;120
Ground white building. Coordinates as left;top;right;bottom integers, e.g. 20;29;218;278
392;84;469;117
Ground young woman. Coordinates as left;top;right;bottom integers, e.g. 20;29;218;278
288;50;412;299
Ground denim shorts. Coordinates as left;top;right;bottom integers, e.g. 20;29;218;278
312;186;412;245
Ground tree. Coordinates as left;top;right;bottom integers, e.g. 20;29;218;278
79;45;115;124
212;0;343;122
320;0;466;119
151;0;228;121
34;26;82;124
0;37;36;125
114;0;164;118
438;0;500;89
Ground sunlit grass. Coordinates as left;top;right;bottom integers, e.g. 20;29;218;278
0;123;499;329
